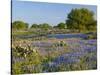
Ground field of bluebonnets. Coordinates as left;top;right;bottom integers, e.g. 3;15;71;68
12;8;97;74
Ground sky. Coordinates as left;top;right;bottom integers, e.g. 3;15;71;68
12;0;97;26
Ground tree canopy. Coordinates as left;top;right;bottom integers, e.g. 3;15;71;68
31;23;52;30
31;24;39;28
54;22;67;29
66;8;96;32
12;21;29;30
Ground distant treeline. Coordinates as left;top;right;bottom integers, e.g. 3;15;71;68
12;8;97;32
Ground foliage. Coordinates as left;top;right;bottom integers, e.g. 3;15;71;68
54;22;67;29
30;23;52;30
66;8;96;32
30;24;39;28
12;44;43;74
12;21;29;30
39;23;52;30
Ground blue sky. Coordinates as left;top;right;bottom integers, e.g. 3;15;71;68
12;0;97;26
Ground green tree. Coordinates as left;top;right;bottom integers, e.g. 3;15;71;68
55;22;66;29
66;8;96;32
25;23;29;29
12;21;29;30
39;23;52;30
31;23;52;30
31;24;39;28
86;20;97;31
